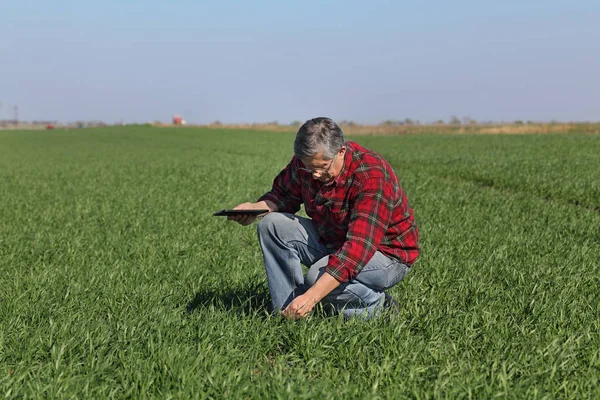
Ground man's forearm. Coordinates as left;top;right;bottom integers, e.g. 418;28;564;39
255;200;278;212
304;272;340;304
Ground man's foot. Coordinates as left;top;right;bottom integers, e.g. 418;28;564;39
383;292;400;314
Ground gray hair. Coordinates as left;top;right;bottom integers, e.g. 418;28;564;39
294;117;346;160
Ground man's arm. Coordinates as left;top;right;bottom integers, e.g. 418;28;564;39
282;273;340;319
283;178;395;319
257;157;303;214
325;177;395;282
229;200;278;225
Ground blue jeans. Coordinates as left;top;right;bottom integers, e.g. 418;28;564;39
257;212;410;319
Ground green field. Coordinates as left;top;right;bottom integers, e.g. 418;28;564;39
1;127;599;399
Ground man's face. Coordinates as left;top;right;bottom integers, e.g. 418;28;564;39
300;148;345;183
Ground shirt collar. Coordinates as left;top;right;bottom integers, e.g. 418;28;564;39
332;141;353;186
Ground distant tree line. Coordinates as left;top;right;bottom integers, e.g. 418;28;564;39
283;117;578;126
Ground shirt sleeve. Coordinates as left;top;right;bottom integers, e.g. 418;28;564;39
325;177;395;282
257;157;303;214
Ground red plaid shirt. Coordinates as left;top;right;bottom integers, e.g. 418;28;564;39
258;141;419;282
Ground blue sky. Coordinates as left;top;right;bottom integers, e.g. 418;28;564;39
1;0;598;124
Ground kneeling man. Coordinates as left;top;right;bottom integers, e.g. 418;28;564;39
229;117;419;319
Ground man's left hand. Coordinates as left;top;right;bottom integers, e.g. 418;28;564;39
282;294;317;319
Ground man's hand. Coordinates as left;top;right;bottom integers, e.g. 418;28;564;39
282;293;318;320
282;273;341;319
228;200;277;225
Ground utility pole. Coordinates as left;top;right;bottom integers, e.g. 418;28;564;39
0;101;3;122
13;105;18;126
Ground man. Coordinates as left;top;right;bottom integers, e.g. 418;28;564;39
229;117;419;319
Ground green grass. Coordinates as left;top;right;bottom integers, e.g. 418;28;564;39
0;127;598;399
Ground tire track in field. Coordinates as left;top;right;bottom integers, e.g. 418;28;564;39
430;173;600;216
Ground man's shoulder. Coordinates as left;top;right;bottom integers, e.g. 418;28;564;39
347;142;391;179
347;140;369;155
348;141;386;163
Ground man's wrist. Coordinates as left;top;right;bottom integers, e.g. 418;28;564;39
303;288;322;304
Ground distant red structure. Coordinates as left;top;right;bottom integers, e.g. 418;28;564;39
46;124;55;130
173;114;183;126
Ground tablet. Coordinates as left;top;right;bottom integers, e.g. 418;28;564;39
213;209;270;216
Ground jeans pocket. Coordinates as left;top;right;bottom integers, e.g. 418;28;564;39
385;263;410;289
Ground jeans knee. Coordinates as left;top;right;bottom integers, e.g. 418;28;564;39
305;266;323;287
257;212;279;237
257;212;297;241
305;256;329;287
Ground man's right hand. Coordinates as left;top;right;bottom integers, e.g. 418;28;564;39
228;201;276;226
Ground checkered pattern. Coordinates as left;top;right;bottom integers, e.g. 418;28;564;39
259;141;419;282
